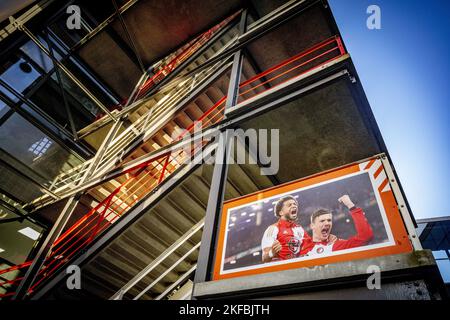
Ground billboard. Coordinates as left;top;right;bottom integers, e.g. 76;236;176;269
213;156;413;280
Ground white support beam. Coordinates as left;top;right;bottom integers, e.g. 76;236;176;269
110;219;204;300
156;265;197;300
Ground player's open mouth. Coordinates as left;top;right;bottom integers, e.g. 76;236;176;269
321;227;330;236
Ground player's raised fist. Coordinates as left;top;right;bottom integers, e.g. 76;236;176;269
338;195;355;209
272;239;282;255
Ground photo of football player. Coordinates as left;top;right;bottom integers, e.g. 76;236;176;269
300;195;374;257
220;169;391;274
261;196;337;262
261;196;308;262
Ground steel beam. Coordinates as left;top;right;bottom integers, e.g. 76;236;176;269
44;29;78;140
194;131;232;283
380;155;422;250
0;79;91;159
133;240;202;300
0;156;59;201
71;0;142;51
10;18;118;122
112;0;146;73
13;194;81;300
0;194;47;229
194;10;247;284
156;264;197;300
0;0;55;42
78;118;124;185
46;28;121;106
110;219;204;299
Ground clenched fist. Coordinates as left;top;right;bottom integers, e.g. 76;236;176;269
272;239;282;256
338;195;355;209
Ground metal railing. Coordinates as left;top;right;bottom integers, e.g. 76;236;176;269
41;14;240;199
111;219;204;300
238;35;346;102
46;60;231;195
0;35;347;299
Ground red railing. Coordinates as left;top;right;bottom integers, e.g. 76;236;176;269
0;145;202;298
0;35;346;299
238;35;345;102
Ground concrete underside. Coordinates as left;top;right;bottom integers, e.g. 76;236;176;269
77;0;244;98
74;0;317;99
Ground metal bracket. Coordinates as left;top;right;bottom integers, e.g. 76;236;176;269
346;71;357;84
8;17;23;31
380;154;422;250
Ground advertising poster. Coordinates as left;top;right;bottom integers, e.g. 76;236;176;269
213;156;413;280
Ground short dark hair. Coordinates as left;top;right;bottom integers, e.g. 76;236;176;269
311;208;332;223
274;196;297;217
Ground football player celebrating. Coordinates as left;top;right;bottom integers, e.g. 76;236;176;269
261;196;308;262
300;195;374;257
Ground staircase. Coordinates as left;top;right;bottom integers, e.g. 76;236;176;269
47;141;274;300
0;25;347;299
33;18;242;204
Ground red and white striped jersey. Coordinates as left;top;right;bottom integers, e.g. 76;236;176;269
261;219;310;260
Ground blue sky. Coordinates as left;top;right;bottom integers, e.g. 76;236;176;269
328;0;450;220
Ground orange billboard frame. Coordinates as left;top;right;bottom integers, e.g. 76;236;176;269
213;156;413;281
